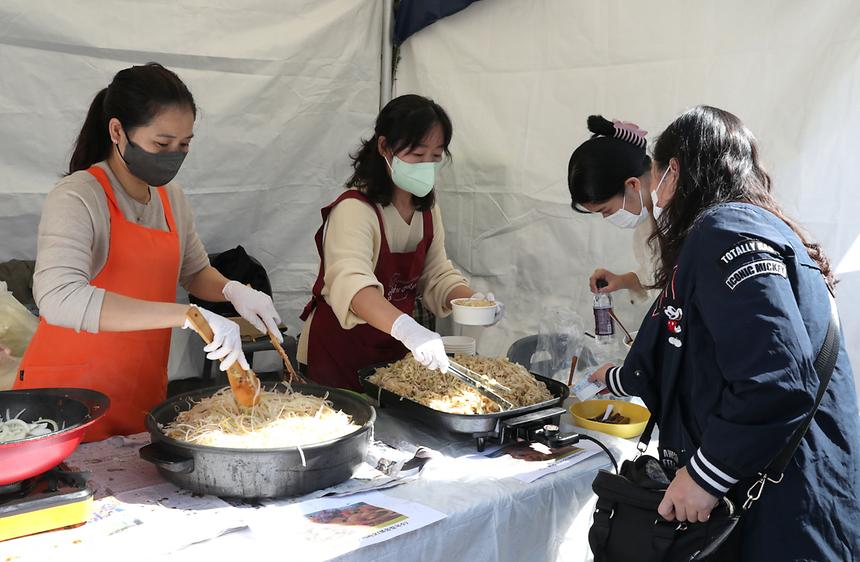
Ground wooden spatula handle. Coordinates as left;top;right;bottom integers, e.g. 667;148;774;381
186;306;215;342
185;307;260;407
267;330;307;384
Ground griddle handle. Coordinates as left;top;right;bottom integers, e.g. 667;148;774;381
139;443;194;474
548;433;581;448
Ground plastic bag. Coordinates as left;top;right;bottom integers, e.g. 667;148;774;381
531;308;586;383
0;281;38;356
0;281;39;389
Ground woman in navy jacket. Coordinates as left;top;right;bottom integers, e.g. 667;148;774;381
590;105;860;560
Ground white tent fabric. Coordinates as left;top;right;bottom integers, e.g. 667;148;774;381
2;0;859;394
395;0;860;394
0;0;382;379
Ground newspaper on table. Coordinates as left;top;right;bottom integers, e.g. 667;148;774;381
249;490;446;561
461;439;602;483
4;434;433;560
2;482;250;561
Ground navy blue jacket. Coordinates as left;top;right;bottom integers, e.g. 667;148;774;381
606;203;860;561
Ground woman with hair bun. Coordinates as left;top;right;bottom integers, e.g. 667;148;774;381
568;115;660;304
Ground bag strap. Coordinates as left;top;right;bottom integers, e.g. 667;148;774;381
636;415;657;454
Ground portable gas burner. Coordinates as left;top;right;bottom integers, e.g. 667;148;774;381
492;406;581;449
0;463;94;542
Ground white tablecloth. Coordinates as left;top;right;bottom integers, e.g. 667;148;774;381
6;402;641;562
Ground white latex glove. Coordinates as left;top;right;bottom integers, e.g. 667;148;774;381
222;280;283;342
470;292;505;326
390;314;449;373
183;305;250;371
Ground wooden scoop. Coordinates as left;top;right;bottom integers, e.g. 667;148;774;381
609;310;633;344
267;330;307;385
185;307;260;407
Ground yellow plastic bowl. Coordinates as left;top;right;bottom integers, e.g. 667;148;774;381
569;399;651;439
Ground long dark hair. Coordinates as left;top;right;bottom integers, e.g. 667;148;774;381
568;115;651;212
346;94;452;211
68;63;197;175
650;105;835;290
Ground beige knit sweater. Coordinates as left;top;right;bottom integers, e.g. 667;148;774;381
32;161;210;333
298;191;468;363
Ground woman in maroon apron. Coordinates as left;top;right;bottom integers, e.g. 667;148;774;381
299;95;504;390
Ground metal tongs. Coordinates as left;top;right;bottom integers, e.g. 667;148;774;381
448;360;515;411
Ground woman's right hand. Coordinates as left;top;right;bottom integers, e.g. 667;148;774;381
389;314;449;373
183;305;250;372
588;363;615;386
589;269;639;293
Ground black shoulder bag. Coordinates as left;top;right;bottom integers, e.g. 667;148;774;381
588;297;841;562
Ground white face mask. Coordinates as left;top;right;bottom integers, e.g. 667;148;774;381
606;186;648;229
651;166;671;221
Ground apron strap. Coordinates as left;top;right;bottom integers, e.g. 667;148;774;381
418;206;434;251
156;186;177;233
87;166;122;217
87;166;177;233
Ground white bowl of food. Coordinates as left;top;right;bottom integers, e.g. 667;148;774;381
451;298;498;326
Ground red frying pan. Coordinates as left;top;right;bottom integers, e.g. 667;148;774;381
0;388;110;485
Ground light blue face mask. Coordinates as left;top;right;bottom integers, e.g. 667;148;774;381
386;156;441;197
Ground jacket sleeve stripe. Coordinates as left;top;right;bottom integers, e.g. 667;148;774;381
695;449;739;485
688;454;730;495
607;366;629;396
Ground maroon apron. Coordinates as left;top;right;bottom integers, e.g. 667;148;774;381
301;190;433;390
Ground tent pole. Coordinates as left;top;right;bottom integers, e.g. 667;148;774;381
380;0;394;108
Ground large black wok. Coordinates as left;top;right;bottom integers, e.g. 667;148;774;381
140;383;375;499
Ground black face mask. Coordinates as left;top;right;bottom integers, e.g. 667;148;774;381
116;129;187;186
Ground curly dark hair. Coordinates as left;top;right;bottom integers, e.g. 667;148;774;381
649;105;835;291
346;94;452;211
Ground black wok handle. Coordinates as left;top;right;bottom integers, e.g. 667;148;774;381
139;443;194;474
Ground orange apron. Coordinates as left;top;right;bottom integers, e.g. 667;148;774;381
16;166;180;441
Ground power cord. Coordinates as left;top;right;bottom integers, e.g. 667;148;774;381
538;425;619;474
576;434;619;474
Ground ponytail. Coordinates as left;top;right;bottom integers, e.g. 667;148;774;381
68;88;110;174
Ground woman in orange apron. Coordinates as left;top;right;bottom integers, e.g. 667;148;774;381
17;64;281;441
298;95;504;390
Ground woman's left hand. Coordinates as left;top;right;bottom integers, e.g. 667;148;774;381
658;467;719;523
222;280;283;342
470;292;504;325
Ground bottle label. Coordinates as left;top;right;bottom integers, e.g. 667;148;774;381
594;308;615;336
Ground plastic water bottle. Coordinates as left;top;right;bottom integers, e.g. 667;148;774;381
593;279;615;344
